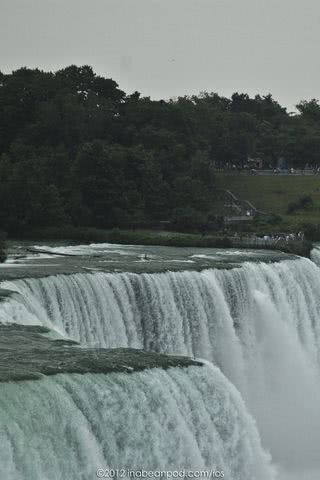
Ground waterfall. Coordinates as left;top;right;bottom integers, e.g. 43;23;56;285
2;258;320;371
0;365;275;480
2;256;320;478
311;246;320;266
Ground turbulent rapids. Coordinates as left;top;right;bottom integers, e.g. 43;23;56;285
1;249;320;479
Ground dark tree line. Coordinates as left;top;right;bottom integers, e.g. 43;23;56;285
0;231;6;262
0;65;320;234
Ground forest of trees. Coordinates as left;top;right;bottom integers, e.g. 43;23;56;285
1;65;320;235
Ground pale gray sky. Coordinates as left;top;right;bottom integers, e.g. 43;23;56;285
1;0;319;110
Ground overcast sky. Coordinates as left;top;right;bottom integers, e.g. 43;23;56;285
1;0;319;110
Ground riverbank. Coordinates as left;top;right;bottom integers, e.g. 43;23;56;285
11;226;313;258
232;239;312;258
13;226;233;248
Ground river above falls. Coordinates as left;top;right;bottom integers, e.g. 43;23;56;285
0;240;291;280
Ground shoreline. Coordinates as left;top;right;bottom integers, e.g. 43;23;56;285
8;226;313;259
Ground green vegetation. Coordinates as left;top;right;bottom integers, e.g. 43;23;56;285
303;224;320;241
2;65;320;238
21;226;233;249
0;232;6;263
1;65;320;249
286;195;313;215
19;225;312;257
218;174;320;232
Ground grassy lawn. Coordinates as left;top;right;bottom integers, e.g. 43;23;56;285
217;174;320;229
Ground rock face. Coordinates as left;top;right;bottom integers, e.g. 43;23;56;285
0;324;203;382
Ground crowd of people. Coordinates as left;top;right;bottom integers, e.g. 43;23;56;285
217;163;320;176
233;231;305;245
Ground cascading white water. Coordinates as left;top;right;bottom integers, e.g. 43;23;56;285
0;365;275;480
2;256;320;478
311;246;320;266
2;258;320;373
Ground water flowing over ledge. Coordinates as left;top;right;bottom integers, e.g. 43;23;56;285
0;364;275;480
1;322;276;478
2;257;320;370
2;255;320;478
311;245;320;266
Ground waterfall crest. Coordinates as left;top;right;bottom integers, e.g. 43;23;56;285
2;258;320;371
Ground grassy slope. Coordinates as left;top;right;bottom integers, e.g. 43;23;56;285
217;174;320;229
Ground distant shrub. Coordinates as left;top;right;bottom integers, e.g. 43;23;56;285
108;228;122;243
213;237;233;248
207;213;224;230
287;202;299;214
303;223;320;241
300;195;313;210
171;207;209;234
0;231;7;263
287;195;314;214
267;214;283;225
